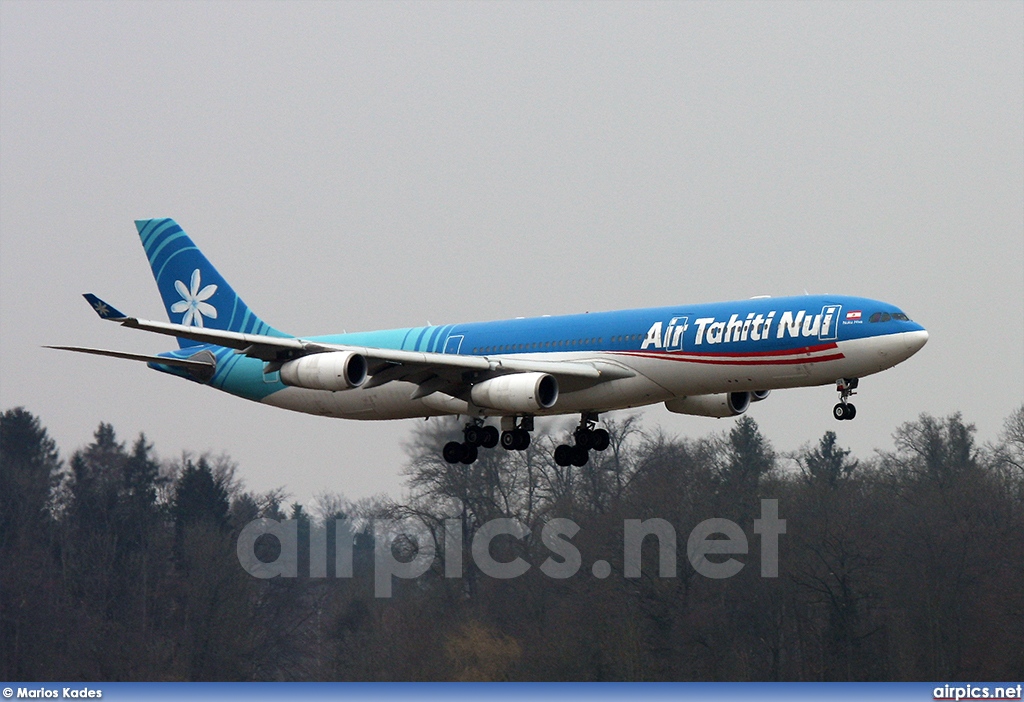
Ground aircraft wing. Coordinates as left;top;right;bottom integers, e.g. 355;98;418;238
74;295;634;390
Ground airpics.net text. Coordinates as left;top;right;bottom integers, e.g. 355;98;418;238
236;499;786;598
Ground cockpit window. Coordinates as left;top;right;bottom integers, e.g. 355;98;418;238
869;311;904;323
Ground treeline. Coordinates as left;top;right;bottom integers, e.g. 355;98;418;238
1;405;1022;681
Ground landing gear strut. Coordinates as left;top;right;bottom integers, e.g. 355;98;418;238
554;413;611;467
833;378;858;421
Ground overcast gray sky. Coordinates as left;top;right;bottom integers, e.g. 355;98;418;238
2;1;1021;505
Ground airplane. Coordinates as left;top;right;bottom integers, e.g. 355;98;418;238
49;218;928;468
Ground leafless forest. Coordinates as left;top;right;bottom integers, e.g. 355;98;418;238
2;405;1022;681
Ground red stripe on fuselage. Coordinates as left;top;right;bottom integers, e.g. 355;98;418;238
654;341;838;358
615;344;845;366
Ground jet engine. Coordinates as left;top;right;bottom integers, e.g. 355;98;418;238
665;391;751;418
470;372;559;413
280;351;368;391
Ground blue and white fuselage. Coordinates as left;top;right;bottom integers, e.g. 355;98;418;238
240;296;925;421
53;219;928;466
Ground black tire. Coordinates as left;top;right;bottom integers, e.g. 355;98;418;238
574;428;594;449
443;441;464;464
460;443;478;464
514;429;531;451
571;445;589;467
481;425;499;448
554;444;573;467
591;428;610;452
833;403;847;421
845;404;857;420
500;430;517;450
464;426;483;447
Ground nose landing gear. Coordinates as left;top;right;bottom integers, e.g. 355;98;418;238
833;378;858;420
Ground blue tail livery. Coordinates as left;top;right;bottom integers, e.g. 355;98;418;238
135;218;286;347
52;218;928;467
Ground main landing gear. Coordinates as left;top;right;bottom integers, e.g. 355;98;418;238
553;413;611;467
441;414;612;466
443;417;531;465
833;378;859;421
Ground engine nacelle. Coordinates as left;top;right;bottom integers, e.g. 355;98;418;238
280;351;367;391
665;391;751;418
751;389;771;402
470;373;558;413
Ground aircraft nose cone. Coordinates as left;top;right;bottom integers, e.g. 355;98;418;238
904;329;928;355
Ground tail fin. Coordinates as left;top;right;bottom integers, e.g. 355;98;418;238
135;218;286;348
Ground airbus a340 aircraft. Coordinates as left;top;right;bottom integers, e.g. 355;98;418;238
51;219;928;467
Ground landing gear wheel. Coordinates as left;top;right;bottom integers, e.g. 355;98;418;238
845;404;856;420
574;428;594;450
833;403;847;421
554;444;574;467
501;429;530;451
481;425;499;448
464;426;484;447
500;430;517;450
443;441;465;464
591;428;610;452
460;443;478;464
570;445;590;467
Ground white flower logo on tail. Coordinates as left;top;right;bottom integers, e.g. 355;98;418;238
171;269;218;327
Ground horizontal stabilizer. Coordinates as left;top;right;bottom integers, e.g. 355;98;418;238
43;345;215;370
